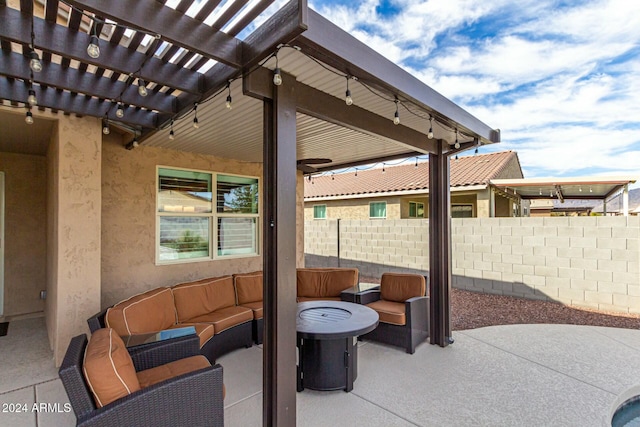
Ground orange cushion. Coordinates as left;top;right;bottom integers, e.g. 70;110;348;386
234;271;263;304
105;288;176;336
172;276;235;323
187;306;253;334
366;300;406;325
169;323;214;347
296;268;358;298
380;273;426;303
296;296;341;303
83;329;141;408
239;301;263;319
136;355;210;389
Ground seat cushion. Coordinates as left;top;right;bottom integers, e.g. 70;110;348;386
105;287;177;336
172;276;235;323
366;300;406;325
137;355;210;389
239;301;263;319
296;268;358;298
83;328;141;408
296;296;341;303
234;271;263;304
169;323;214;347
380;273;426;303
186;306;253;334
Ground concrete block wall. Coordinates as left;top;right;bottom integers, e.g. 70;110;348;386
304;216;640;314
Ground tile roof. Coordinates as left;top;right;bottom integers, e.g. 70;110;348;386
304;150;520;199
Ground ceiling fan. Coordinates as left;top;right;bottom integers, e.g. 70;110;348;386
296;158;332;173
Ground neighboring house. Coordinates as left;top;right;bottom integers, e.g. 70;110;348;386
592;187;640;215
304;150;524;220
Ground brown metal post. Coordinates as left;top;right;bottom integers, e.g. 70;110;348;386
262;73;298;426
428;143;452;347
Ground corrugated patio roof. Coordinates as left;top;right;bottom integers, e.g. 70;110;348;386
304;150;519;199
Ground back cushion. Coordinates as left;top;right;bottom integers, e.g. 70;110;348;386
83;328;141;408
234;271;263;305
105;287;176;335
380;273;426;302
296;268;358;298
172;276;235;322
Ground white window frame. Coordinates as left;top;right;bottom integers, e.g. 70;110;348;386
369;201;387;219
156;166;260;265
313;204;327;220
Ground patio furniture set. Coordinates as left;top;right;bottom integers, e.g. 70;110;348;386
58;268;429;426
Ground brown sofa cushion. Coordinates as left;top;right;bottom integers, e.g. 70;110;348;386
234;271;263;304
168;323;214;347
187;306;253;334
83;328;141;408
380;273;426;303
137;355;210;389
297;296;341;303
105;287;176;335
172;276;235;323
296;268;358;298
239;301;263;319
366;300;406;325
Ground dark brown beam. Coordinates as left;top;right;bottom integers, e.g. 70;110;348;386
65;0;243;68
19;0;32;13
313;151;422;174
0;50;183;113
212;0;249;31
227;0;276;37
296;9;500;145
194;0;223;21
244;67;437;154
1;79;158;128
0;7;202;94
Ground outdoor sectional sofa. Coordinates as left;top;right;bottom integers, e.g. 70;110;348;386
296;268;359;301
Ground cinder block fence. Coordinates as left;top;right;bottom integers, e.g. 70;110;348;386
304;217;640;315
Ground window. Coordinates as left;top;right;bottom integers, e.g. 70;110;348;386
157;167;259;263
409;201;424;218
451;204;474;218
313;204;327;219
369;202;387;218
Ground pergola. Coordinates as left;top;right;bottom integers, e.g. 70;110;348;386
0;1;500;425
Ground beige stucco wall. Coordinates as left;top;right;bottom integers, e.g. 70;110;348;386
0;152;47;318
304;196;401;221
400;196;429;218
101;137;264;307
296;171;305;268
46;115;102;365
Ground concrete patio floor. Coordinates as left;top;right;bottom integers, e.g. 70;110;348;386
1;317;639;426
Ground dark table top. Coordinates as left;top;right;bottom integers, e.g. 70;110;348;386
296;301;379;340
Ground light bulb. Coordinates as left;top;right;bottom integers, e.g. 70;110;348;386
25;110;34;124
193;116;199;129
169;129;175;140
428;127;434;139
345;89;353;106
87;35;100;59
30;52;42;73
273;68;282;86
116;104;124;118
226;94;232;109
393;111;400;125
27;89;37;106
102;120;110;134
138;79;148;97
454;140;460;149
132;139;139;148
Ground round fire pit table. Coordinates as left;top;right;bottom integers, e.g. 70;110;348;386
296;301;379;392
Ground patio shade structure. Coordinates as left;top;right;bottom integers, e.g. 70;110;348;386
491;177;637;216
0;1;500;425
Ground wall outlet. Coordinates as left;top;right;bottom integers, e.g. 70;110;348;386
40;290;47;300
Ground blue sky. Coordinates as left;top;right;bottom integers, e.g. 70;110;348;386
303;0;640;183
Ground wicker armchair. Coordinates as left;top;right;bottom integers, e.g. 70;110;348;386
59;332;224;427
359;273;429;354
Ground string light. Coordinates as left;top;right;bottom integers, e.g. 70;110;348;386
225;82;232;109
455;154;458;161
25;107;34;125
355;169;358;177
138;78;148;97
29;14;42;73
169;119;175;140
125;136;139;150
273;52;282;86
87;34;100;59
116;102;125;118
428;116;434;139
331;173;335;180
345;76;353;106
382;163;386;173
414;157;418;168
454;129;460;149
193;103;199;128
579;186;583;192
27;86;37;106
102;116;110;135
393;98;400;125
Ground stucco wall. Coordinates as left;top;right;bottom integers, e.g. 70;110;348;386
101;136;267;307
0;152;47;318
304;196;401;221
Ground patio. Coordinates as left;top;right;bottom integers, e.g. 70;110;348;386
2;316;639;426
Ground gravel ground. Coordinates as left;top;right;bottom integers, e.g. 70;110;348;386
361;277;640;331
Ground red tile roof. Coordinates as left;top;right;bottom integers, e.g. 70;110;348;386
304;151;521;199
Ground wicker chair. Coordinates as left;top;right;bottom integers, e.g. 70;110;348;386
59;332;224;427
359;273;429;354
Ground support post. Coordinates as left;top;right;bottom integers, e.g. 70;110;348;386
428;143;452;347
262;73;298;427
623;184;629;217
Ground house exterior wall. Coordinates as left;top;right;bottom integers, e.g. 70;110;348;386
0;152;47;318
400;196;429;218
304;196;401;221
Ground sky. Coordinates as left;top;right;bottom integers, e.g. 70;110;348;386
301;0;640;183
